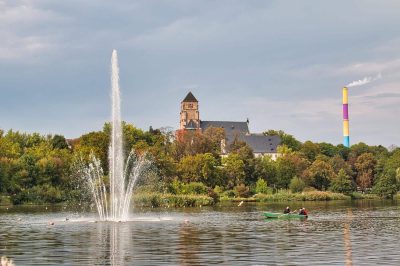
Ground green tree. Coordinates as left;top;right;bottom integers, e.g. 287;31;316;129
255;178;270;194
329;155;353;176
51;135;69;149
275;156;297;189
350;142;371;157
222;153;246;189
301;141;321;161
329;169;354;194
289;176;305;193
263;130;302;151
203;127;226;155
75;131;109;172
0;137;21;158
373;170;398;199
337;144;351;160
253;157;277;186
319;142;338;157
303;159;336;190
178;153;219;186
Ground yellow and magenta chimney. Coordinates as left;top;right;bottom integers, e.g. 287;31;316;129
343;87;350;147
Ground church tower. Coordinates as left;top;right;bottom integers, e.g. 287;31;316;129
180;92;200;130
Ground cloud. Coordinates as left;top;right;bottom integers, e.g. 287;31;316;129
363;92;400;99
1;0;400;147
0;0;69;60
0;0;60;26
0;33;54;60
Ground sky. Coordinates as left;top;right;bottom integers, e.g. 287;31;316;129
1;0;400;147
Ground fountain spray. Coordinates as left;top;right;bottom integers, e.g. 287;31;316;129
79;50;151;221
110;49;125;220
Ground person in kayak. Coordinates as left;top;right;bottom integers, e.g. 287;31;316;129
299;207;308;216
283;206;291;214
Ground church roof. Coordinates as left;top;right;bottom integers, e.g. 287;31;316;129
200;120;249;140
241;135;281;153
182;92;198;102
200;120;281;153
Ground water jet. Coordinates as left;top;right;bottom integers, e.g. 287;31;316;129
78;50;150;221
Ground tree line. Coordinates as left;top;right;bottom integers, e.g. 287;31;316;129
0;124;399;205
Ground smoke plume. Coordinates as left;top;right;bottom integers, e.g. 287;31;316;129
346;73;382;88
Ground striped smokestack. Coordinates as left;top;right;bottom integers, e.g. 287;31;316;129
342;87;350;147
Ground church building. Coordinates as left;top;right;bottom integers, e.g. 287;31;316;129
178;92;281;160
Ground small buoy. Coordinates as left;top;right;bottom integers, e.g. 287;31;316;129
45;207;48;210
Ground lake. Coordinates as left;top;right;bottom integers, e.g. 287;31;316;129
1;200;399;265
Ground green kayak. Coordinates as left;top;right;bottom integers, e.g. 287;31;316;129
264;212;308;219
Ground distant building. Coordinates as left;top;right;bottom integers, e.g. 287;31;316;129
178;92;281;160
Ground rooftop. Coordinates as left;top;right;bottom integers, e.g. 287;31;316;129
182;92;198;103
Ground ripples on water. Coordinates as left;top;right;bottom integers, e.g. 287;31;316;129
0;201;399;265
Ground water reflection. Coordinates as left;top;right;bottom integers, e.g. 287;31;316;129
90;222;131;265
1;201;400;265
343;209;353;266
178;222;200;265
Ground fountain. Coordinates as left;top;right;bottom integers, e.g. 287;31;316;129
79;49;150;221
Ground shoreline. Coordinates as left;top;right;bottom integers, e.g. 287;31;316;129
1;192;398;208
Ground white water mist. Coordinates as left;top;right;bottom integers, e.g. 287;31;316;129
79;50;151;221
110;49;125;220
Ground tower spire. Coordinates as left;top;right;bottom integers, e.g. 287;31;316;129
180;92;200;130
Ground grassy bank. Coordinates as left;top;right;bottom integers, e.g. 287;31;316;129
221;191;351;202
3;191;398;208
349;192;380;200
0;195;12;206
132;192;215;207
220;191;400;202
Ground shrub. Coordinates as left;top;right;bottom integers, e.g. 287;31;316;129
289;177;305;193
169;179;183;194
10;185;63;204
169;180;209;195
183;182;208;195
303;186;317;192
133;192;214;207
255;178;272;194
221;190;235;198
0;195;11;205
213;185;224;195
350;192;379;200
207;188;219;203
234;184;250;198
254;190;350;201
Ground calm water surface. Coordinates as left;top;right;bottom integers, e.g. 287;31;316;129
1;200;399;265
